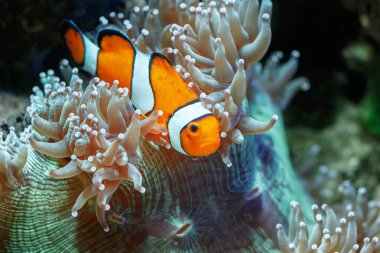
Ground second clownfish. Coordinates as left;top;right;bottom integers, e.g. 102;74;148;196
60;20;221;157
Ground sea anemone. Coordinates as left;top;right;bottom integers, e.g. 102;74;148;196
24;0;290;231
276;183;380;253
27;67;159;231
249;50;310;111
0;126;29;194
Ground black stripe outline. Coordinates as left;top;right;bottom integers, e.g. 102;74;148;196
146;52;175;115
147;51;189;116
179;114;213;135
166;99;201;130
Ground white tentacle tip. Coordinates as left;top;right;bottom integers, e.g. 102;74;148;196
157;110;163;116
117;133;124;140
291;50;300;58
235;136;244;144
137;186;146;194
184;55;191;61
262;13;270;20
272;115;279;121
141;29;149;36
61;59;69;66
358;187;367;194
221;132;227;138
71;210;78;218
104;226;110;232
290;200;299;207
225;160;232;167
301;82;310;91
98;184;105;191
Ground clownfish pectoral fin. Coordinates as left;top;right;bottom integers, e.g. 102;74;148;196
60;20;99;75
96;29;136;91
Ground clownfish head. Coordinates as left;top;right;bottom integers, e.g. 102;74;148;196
168;101;221;157
180;115;221;157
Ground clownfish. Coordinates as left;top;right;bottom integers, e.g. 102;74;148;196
60;20;221;157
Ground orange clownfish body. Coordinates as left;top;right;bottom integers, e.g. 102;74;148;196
60;20;220;157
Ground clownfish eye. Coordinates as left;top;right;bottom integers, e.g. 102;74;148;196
188;122;200;135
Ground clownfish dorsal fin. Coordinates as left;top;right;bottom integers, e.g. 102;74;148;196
60;20;99;75
97;28;135;53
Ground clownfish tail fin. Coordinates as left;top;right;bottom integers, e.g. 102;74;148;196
60;20;99;76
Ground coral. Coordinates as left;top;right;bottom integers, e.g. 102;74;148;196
341;0;380;138
342;39;380;138
287;102;380;197
342;0;380;43
276;183;380;253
